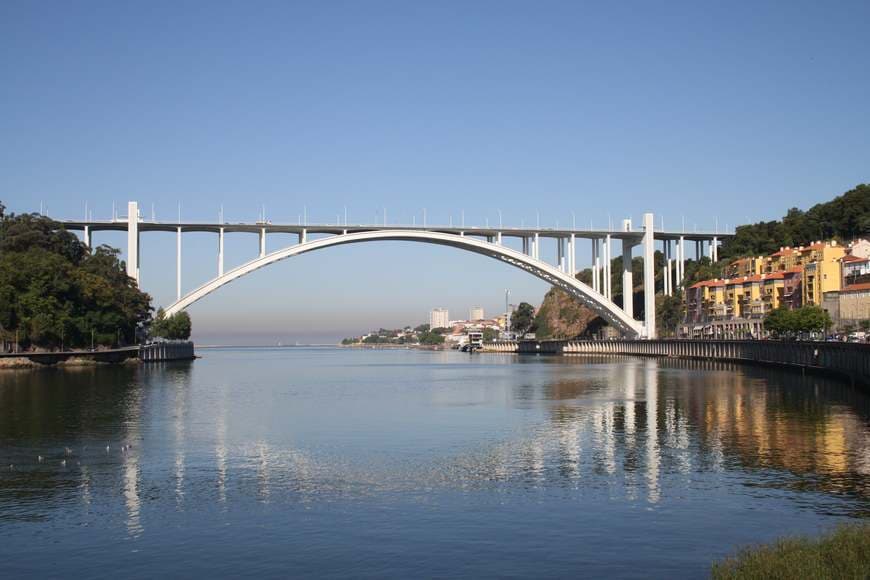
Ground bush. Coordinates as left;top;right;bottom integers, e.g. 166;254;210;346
150;309;192;340
712;523;870;579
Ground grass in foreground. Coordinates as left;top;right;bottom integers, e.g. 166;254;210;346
712;522;870;580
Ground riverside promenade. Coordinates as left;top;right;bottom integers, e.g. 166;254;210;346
0;341;195;366
485;339;870;388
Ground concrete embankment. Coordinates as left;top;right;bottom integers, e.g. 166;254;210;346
484;339;870;388
0;341;195;368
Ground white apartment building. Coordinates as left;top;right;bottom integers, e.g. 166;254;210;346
429;308;449;329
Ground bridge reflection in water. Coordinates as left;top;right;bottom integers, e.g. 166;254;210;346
0;352;868;542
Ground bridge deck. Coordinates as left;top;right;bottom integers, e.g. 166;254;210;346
58;220;730;241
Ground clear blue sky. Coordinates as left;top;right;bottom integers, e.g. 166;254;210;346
2;1;868;343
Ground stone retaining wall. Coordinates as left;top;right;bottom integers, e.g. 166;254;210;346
485;339;870;387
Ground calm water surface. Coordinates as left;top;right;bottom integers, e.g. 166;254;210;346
1;348;869;578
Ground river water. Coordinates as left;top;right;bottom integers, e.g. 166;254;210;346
1;348;868;578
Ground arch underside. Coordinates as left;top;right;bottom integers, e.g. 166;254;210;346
164;230;645;337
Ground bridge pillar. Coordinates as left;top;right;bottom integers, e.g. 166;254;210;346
83;225;90;250
533;233;540;260
662;240;671;296
496;231;502;245
604;234;612;300
218;227;225;277
259;227;266;257
568;234;576;275
622;234;634;319
592;238;600;293
176;226;182;301
126;201;140;286
677;235;685;288
712;236;718;262
642;212;656;338
299;228;307;244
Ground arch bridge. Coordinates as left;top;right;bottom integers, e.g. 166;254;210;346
60;202;730;339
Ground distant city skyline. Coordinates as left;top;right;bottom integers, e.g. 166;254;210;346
3;1;868;342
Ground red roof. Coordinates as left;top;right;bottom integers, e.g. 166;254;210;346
841;254;869;263
690;279;723;289
843;282;870;292
771;248;799;257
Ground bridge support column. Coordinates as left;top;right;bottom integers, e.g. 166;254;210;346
604;234;612;300
218;227;225;277
126;201;140;286
176;227;182;301
662;240;671;296
622;220;634;319
592;238;600;292
496;231;502;245
643;212;656;338
299;228;307;244
533;233;540;260
556;238;564;271
259;228;266;257
677;236;685;288
522;237;529;255
83;225;90;250
712;236;718;262
568;234;575;276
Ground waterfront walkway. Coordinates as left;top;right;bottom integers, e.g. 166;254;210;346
485;339;870;388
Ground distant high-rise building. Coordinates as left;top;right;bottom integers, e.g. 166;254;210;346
429;308;449;329
469;306;484;321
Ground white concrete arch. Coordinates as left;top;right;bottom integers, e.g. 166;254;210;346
164;230;646;337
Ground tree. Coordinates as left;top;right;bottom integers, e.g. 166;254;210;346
656;294;683;337
765;305;831;338
418;330;445;345
482;327;498;342
719;184;870;260
0;209;152;350
764;307;795;337
150;309;192;340
792;305;831;334
510;302;536;335
414;323;430;332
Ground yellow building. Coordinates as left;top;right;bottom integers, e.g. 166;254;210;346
766;247;801;272
801;241;846;305
725;256;765;278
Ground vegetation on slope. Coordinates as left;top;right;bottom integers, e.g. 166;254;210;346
535;184;870;338
712;523;870;580
0;203;153;350
719;183;870;260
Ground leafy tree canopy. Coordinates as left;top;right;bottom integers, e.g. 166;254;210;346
0;208;153;350
511;302;536;335
720;184;870;260
150;308;192;340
